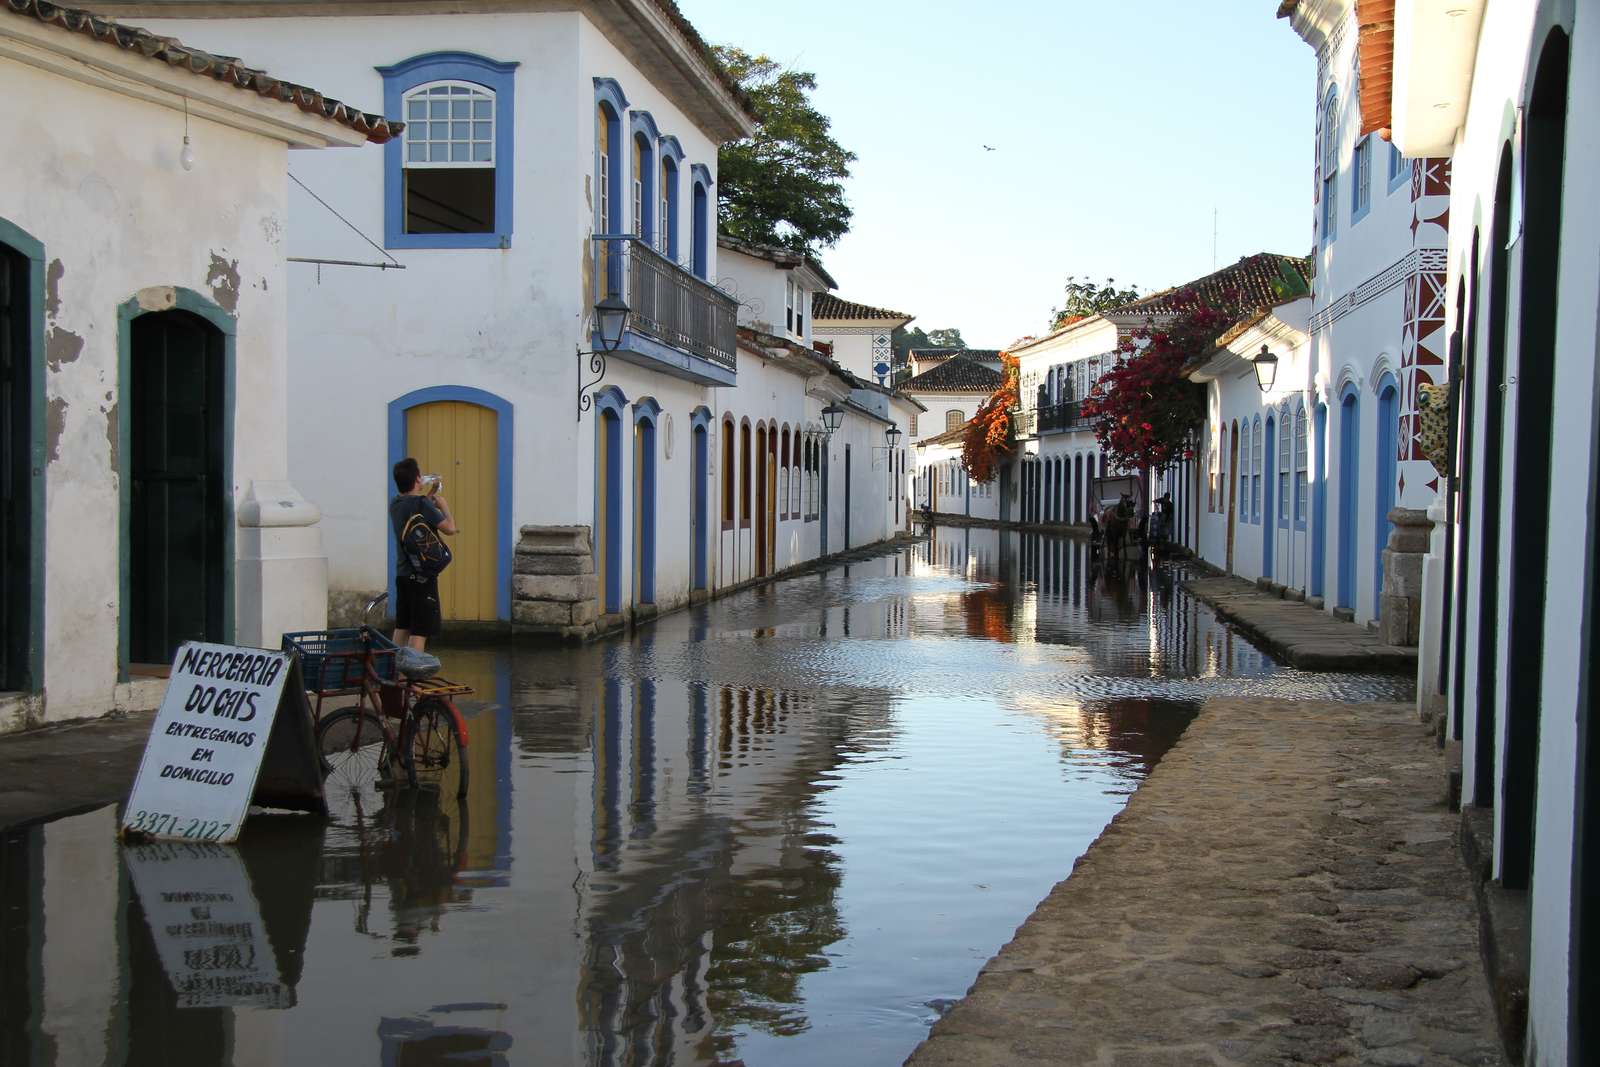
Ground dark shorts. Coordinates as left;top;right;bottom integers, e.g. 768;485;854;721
394;576;441;638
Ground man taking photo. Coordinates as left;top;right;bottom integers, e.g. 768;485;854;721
390;457;458;650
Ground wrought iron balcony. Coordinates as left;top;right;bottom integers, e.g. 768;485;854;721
593;235;737;383
1038;400;1097;434
1011;405;1037;439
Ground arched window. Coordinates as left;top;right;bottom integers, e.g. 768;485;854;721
1278;403;1292;527
1321;89;1339;243
945;409;965;432
1293;399;1309;528
721;417;735;526
690;164;713;281
739;421;751;526
1251;416;1263;522
658;136;683;260
791;429;802;516
779;426;790;520
379;49;519;248
1238;420;1250;520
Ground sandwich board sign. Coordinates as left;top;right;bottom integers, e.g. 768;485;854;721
123;840;294;1009
121;642;326;844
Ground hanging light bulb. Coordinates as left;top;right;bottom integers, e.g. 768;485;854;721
179;97;195;172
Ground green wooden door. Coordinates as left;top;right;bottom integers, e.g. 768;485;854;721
130;311;225;666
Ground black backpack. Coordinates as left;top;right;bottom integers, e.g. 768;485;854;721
399;510;453;581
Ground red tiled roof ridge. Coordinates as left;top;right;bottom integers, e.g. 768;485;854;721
5;0;400;142
900;354;1003;394
1103;252;1311;319
812;293;912;322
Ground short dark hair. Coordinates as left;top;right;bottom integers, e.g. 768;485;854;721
393;457;420;493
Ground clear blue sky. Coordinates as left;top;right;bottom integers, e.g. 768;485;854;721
678;0;1315;348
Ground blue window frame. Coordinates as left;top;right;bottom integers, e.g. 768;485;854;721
1293;399;1308;529
1238;420;1250;521
629;111;660;242
378;52;517;250
1320;90;1338;245
1386;140;1408;194
1351;135;1372;223
1251;415;1263;523
1278;403;1292;528
659;136;684;262
690;164;712;280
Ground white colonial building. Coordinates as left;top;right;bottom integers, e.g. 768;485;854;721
811;292;912;386
0;0;393;730
1343;0;1599;1061
106;0;916;642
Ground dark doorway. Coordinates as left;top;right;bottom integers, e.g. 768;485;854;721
130;309;226;666
1500;28;1568;893
1474;149;1515;808
843;443;852;551
0;242;33;690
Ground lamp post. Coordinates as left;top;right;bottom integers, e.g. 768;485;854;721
820;403;845;437
595;292;630;353
885;424;903;449
1252;343;1279;393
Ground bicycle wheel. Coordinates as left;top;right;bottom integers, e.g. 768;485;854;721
317;708;396;800
401;697;470;799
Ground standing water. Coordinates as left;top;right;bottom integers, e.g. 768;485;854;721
0;529;1411;1065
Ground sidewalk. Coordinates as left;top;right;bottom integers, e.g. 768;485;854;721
907;697;1504;1067
1183;574;1418;673
0;712;154;831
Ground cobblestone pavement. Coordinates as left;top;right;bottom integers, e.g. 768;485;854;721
1183;576;1418;673
907;698;1504;1067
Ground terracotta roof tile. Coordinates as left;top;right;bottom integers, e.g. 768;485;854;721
811;293;912;322
717;233;838;290
5;0;400;142
1355;0;1395;137
1104;253;1312;321
911;347;1001;363
900;355;1002;395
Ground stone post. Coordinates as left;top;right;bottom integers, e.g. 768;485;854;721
512;525;598;641
1415;499;1448;728
235;480;327;648
1379;506;1432;648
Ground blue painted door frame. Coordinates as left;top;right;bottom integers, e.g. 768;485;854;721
600;409;622;614
1311;402;1328;598
1263;416;1276;579
1374;378;1398;611
691;423;708;590
1337;390;1360;610
634;412;657;605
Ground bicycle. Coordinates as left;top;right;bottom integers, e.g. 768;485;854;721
284;594;472;803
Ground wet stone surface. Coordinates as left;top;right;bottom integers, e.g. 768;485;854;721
0;529;1414;1066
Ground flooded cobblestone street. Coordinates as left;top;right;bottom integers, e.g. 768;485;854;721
1;530;1412;1066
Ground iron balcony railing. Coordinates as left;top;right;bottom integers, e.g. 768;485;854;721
1038;400;1097;434
594;235;737;373
1011;405;1037;438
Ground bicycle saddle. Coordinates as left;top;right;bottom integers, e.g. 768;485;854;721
395;647;442;680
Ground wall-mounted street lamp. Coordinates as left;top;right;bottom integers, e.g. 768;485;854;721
821;403;845;436
1251;343;1279;393
594;292;631;353
885;423;903;449
577;291;633;420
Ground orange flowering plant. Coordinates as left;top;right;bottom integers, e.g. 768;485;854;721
959;352;1018;484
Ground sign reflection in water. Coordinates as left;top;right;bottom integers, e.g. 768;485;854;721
0;531;1411;1066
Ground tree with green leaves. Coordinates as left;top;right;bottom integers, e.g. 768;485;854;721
1050;276;1142;330
714;46;855;252
891;325;966;359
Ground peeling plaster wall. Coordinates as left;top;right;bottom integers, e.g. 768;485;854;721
0;56;295;723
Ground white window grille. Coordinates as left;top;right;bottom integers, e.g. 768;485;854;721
1294;407;1309;523
404;82;494;166
946;409;964;432
1278;412;1291;523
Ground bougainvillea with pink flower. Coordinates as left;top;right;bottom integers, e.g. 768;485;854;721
1079;287;1247;473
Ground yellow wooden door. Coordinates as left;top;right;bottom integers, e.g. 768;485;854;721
405;401;498;621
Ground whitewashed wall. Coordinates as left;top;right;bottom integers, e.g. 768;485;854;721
1;57;322;725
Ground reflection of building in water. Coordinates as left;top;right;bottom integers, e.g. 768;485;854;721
575;674;878;1066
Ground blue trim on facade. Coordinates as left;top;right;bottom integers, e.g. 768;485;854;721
1387;142;1409;194
597;328;737;386
1293;399;1308;531
629;111;658;242
658;135;684;164
1278;402;1293;531
1311;401;1328;597
632;399;658;605
690;407;710;591
1350;136;1373;225
1263;415;1276;577
592;387;626;615
592;77;630;115
1251;415;1263;524
1375;373;1399;612
1337;384;1360;611
1320;87;1339;247
661;157;680;262
378;52;519;250
386;384;515;621
0;217;46;694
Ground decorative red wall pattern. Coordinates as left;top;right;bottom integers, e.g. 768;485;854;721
1399;156;1451;499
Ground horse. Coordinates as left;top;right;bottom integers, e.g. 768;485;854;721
1100;497;1133;564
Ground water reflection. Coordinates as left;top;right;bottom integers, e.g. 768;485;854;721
0;529;1410;1066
